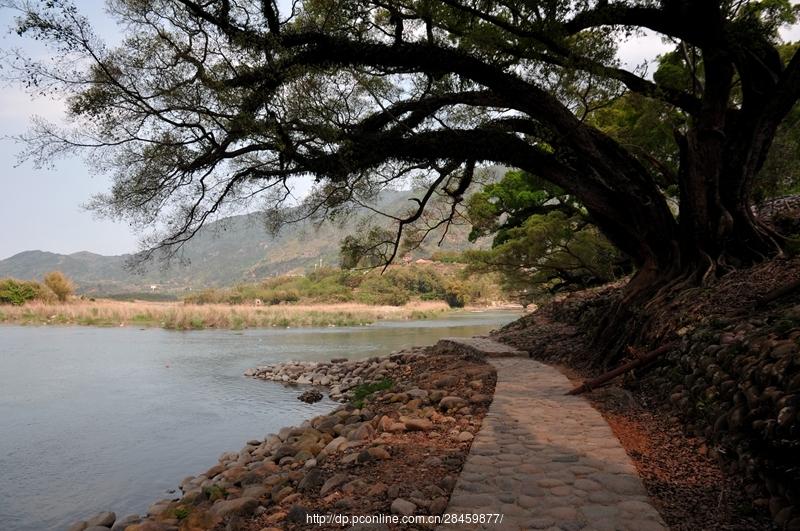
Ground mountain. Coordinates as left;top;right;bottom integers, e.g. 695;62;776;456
0;189;485;296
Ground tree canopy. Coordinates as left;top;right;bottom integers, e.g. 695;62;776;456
5;0;800;304
463;169;626;301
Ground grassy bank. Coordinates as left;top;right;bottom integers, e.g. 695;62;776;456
183;264;505;308
0;300;453;330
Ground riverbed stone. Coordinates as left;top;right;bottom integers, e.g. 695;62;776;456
322;436;348;454
347;423;374;441
320;473;350;496
403;418;433;431
210;496;259;518
111;515;141;531
390;498;417;516
438;396;467;410
367;446;391;460
242;485;268;499
456;431;474;442
147;500;171;516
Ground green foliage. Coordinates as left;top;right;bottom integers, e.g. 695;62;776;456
173;507;191;520
356;274;411;306
351;378;394;408
43;271;74;302
0;278;49;306
647;42;800;201
466;170;582;246
430;251;466;264
464;211;625;304
202;485;227;502
591;92;684;188
464;170;627;303
754;42;800;200
105;292;179;302
184;263;503;307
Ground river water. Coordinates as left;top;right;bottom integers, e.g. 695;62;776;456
0;311;519;531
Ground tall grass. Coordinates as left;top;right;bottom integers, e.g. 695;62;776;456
0;300;451;330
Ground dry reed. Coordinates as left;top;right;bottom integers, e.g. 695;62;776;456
0;300;451;329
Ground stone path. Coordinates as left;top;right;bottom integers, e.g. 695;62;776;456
439;352;667;530
436;337;528;358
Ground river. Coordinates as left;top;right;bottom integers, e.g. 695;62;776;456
0;311;519;530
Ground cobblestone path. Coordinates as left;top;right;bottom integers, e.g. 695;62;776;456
439;354;667;531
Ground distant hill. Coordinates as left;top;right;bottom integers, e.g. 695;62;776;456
0;189;486;296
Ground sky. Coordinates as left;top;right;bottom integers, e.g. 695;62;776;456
0;2;798;260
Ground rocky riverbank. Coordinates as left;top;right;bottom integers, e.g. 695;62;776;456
69;345;496;531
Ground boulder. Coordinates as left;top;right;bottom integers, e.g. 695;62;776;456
423;456;442;467
347;423;375;441
439;396;467;410
377;415;394;432
205;464;225;478
111;515;141;531
367;446;391;460
367;482;388;497
320;473;350;496
86;511;116;528
457;431;474;442
286;505;311;524
298;390;323;403
322;436;348;454
469;394;492;404
273;443;297;461
241;485;268;499
210;497;259;518
390;498;417;516
342;478;370;495
146;500;171;517
317;416;339;433
403;418;433;431
430;497;449;515
432;375;458;388
273;486;294;503
407;388;429;399
387;422;406;433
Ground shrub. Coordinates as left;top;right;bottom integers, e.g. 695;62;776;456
351;378;394;408
0;278;47;305
431;250;466;263
43;271;74;302
202;485;227;501
356;275;411;306
184;289;224;304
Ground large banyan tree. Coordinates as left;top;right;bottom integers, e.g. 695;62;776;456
6;1;800;304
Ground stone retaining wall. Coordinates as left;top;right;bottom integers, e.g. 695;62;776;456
642;309;800;529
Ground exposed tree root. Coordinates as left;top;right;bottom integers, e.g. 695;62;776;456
566;342;678;395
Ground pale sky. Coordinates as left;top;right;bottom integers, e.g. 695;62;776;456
0;2;798;260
